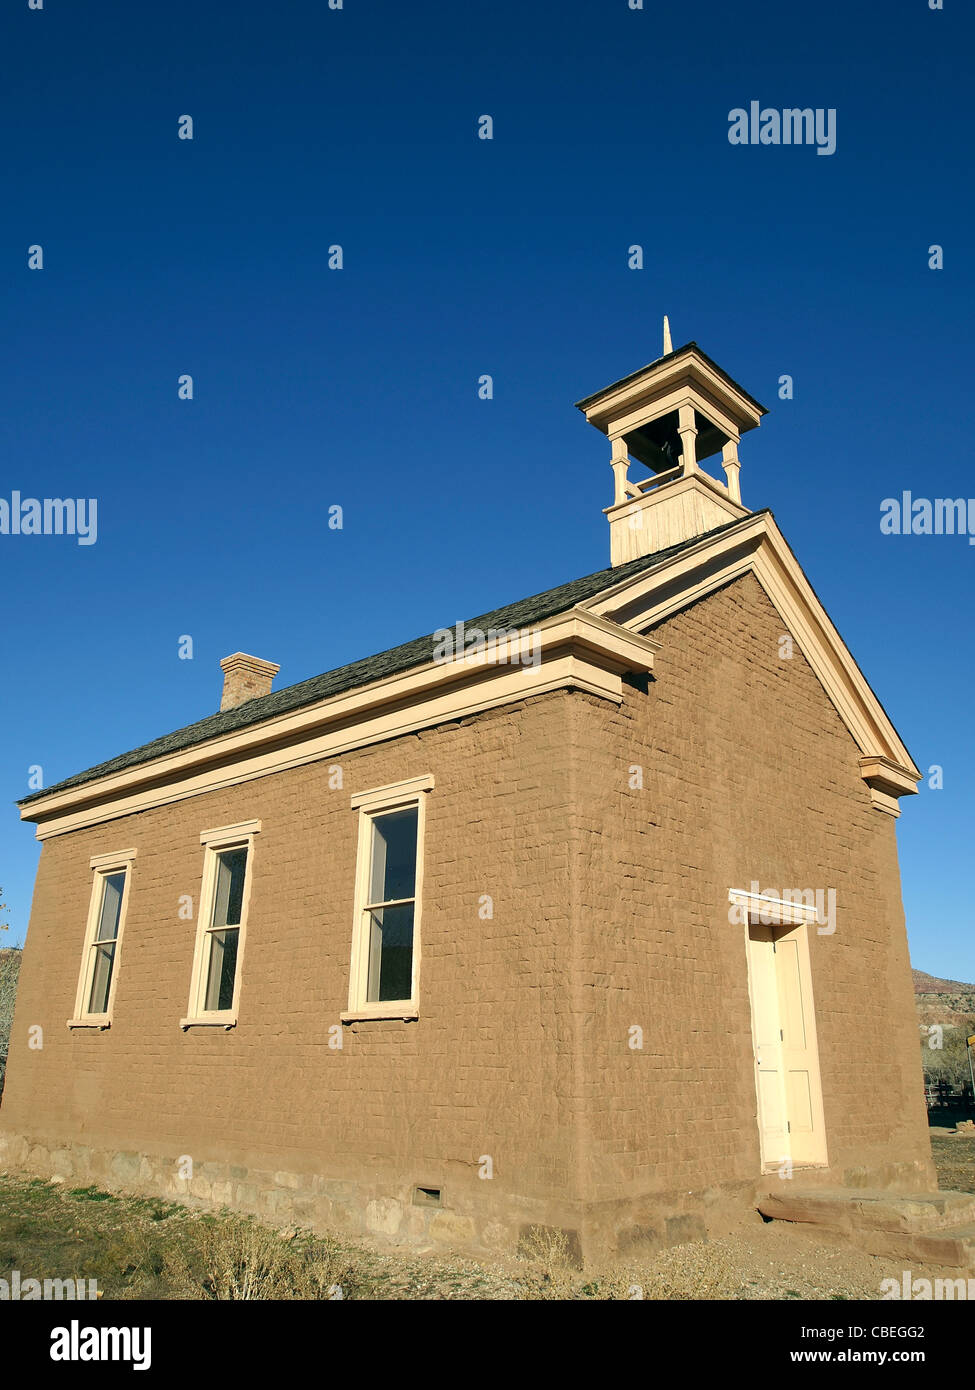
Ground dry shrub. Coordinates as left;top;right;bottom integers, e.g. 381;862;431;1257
516;1225;576;1299
162;1215;353;1300
515;1227;649;1300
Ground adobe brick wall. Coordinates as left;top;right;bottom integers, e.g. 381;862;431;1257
567;573;933;1257
0;693;587;1253
0;573;932;1263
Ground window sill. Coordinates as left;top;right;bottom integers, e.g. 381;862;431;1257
180;1016;237;1031
67;1018;111;1031
341;1005;419;1023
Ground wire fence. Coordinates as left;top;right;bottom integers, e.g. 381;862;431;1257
924;1081;975;1118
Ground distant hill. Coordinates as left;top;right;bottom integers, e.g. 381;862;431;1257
913;968;975;1028
913;969;974;995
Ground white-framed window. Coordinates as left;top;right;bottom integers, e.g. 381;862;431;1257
69;849;137;1029
344;776;432;1021
181;820;260;1029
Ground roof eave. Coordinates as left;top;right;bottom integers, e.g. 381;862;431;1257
574;341;769;417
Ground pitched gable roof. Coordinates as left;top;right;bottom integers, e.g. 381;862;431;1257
18;515;756;806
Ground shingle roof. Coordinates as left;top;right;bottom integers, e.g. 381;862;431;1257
18;514;759;806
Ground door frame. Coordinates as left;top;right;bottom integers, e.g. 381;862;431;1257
731;889;829;1174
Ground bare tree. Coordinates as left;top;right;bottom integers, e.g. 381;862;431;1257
0;888;21;1096
920;1022;975;1093
0;946;22;1098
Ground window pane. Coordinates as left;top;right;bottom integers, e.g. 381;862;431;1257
204;927;239;1011
87;943;115;1014
368;809;418;904
211;848;247;928
96;872;126;942
366;903;414;1002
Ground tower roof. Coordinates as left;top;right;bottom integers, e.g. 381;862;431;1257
574;341;768;419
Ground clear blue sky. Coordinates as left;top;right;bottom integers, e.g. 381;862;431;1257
3;0;972;981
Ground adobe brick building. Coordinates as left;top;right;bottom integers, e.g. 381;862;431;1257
1;340;936;1264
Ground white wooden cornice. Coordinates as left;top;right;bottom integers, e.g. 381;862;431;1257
582;512;920;815
21;610;660;839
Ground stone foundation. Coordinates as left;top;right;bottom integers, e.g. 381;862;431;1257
0;1128;936;1268
0;1129;582;1258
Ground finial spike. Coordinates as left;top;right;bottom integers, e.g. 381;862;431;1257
662;316;673;355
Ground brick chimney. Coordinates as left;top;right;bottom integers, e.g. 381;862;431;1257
219;653;280;711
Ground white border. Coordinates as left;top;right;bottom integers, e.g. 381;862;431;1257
343;780;431;1021
181;822;260;1030
68;849;138;1029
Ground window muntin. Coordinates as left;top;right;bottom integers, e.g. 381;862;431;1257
203;847;247;1012
86;870;126;1014
346;781;431;1019
364;809;418;1003
184;822;260;1028
70;851;137;1028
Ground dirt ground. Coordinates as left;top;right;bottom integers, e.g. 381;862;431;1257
0;1133;972;1300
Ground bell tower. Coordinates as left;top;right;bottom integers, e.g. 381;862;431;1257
575;322;768;565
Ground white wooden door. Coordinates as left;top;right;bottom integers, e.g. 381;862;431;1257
747;925;791;1167
773;928;828;1165
747;922;828;1169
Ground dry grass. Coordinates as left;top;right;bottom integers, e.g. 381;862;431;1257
0;1175;514;1300
930;1131;975;1194
161;1216;354;1300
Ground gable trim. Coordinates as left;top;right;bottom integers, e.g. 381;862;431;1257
582;512;920;811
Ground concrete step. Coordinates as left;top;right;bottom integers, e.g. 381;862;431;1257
855;1223;975;1271
758;1187;975;1235
758;1188;975;1273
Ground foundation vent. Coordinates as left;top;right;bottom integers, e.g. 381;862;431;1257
412;1185;443;1208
